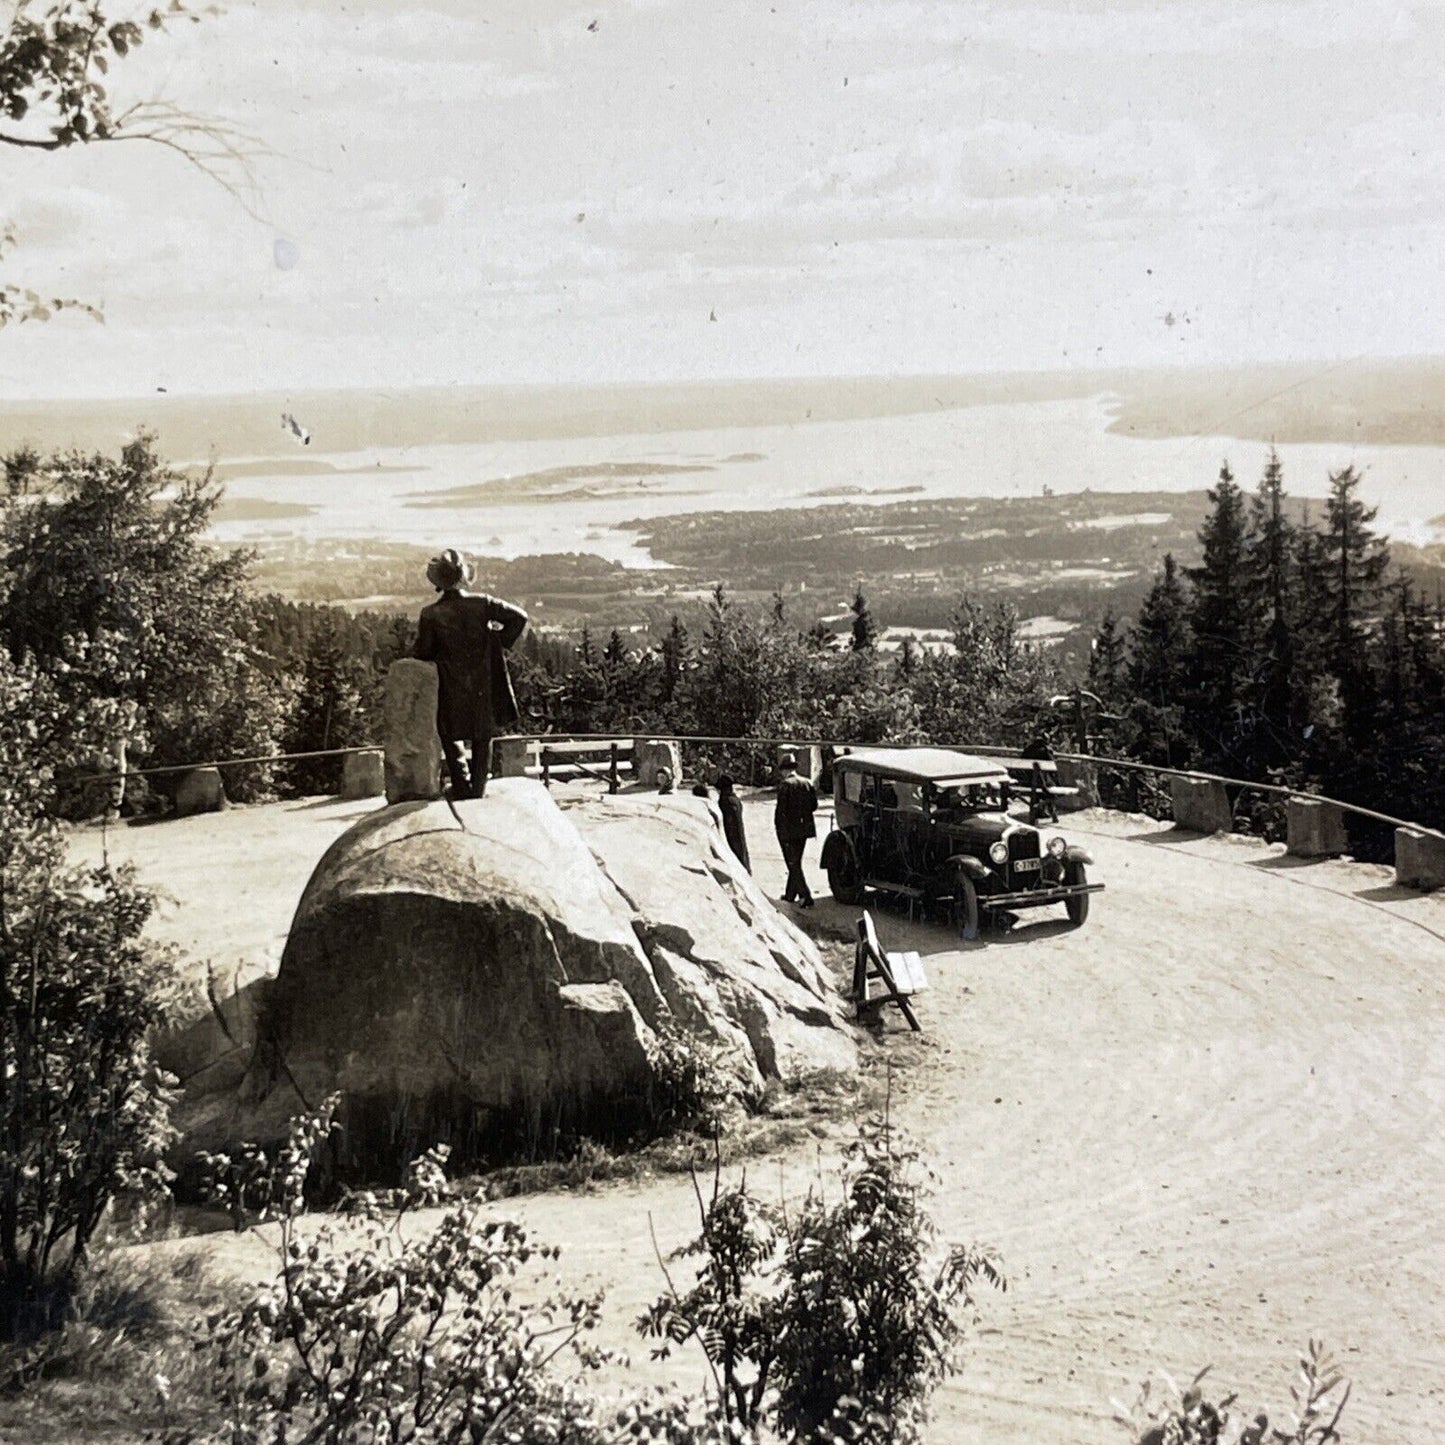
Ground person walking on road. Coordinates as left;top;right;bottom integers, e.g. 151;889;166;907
716;773;750;873
774;752;818;907
414;548;528;799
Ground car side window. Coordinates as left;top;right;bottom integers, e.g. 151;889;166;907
843;770;865;804
893;781;924;813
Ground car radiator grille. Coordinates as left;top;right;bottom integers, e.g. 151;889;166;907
1009;832;1042;886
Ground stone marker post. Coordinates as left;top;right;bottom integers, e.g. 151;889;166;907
1395;827;1445;891
1169;775;1233;834
384;659;444;804
342;749;386;800
1286;798;1348;858
493;736;532;779
174;767;227;817
636;739;682;788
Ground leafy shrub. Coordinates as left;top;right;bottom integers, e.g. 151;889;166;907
640;1161;780;1435
197;1106;727;1444
770;1117;1005;1443
645;1021;754;1135
639;1114;1004;1443
0;826;178;1340
1117;1341;1351;1445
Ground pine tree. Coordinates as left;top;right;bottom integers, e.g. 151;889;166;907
604;628;627;668
659;614;688;703
896;633;919;681
284;614;368;796
1086;607;1127;707
1126;554;1192;764
1185;463;1262;768
1317;466;1390;740
849;587;878;651
1245;448;1298;764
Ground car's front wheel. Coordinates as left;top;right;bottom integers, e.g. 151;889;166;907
1064;861;1090;925
827;846;867;905
955;872;980;941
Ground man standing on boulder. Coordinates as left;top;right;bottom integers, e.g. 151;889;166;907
414;549;528;799
774;752;818;907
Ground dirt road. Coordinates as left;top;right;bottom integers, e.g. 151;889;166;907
75;793;1445;1441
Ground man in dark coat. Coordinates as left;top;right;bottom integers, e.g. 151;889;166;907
716;773;749;873
413;548;528;799
773;752;818;906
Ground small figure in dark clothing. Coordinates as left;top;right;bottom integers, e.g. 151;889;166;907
716;773;749;873
413;549;528;799
773;752;818;906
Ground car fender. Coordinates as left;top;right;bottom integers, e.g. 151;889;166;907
820;830;857;871
1064;844;1093;867
946;852;991;882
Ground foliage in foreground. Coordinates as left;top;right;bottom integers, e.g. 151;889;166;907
640;1115;1006;1443
195;1104;727;1444
1117;1341;1351;1445
0;648;177;1341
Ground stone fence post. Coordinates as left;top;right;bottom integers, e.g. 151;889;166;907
1286;798;1347;858
1395;828;1445;891
1169;775;1233;834
384;660;443;804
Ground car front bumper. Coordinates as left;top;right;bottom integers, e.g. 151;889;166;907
979;882;1106;910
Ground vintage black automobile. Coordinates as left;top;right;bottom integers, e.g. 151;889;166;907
818;748;1103;937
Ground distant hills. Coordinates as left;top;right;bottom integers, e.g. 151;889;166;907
2;358;1443;460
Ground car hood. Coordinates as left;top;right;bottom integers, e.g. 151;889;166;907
939;812;1037;845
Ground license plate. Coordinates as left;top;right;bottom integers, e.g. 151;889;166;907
1012;858;1041;872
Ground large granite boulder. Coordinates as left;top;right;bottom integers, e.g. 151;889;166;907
200;780;853;1167
564;791;855;1081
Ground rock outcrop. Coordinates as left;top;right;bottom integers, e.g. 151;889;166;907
564;791;855;1081
201;780;853;1167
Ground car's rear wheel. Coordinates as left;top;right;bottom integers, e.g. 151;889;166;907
827;846;867;905
956;873;980;941
1065;861;1089;925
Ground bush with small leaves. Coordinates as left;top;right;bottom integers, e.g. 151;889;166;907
197;1106;728;1444
1116;1341;1351;1445
645;1021;754;1136
770;1116;1005;1443
639;1113;1004;1444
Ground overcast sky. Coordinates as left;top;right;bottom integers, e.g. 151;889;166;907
4;0;1443;397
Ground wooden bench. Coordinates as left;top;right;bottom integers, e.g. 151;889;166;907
1003;759;1079;823
537;739;635;793
852;911;926;1032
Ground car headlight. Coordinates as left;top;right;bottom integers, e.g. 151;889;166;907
988;841;1008;865
1047;836;1067;857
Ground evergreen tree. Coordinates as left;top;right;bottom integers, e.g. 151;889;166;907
1245;448;1299;764
1086;607;1128;708
282;615;369;796
603;628;628;669
1316;466;1390;740
1126;554;1192;764
1185;463;1262;768
849;587;878;651
659;614;688;703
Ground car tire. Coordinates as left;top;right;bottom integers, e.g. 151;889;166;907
1065;861;1089;925
827;848;867;906
956;873;980;941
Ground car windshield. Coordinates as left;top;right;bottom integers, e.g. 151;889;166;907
933;783;1007;813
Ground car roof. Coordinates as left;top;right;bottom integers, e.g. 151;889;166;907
834;747;1012;786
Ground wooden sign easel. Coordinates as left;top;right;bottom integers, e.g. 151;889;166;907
852;911;926;1032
